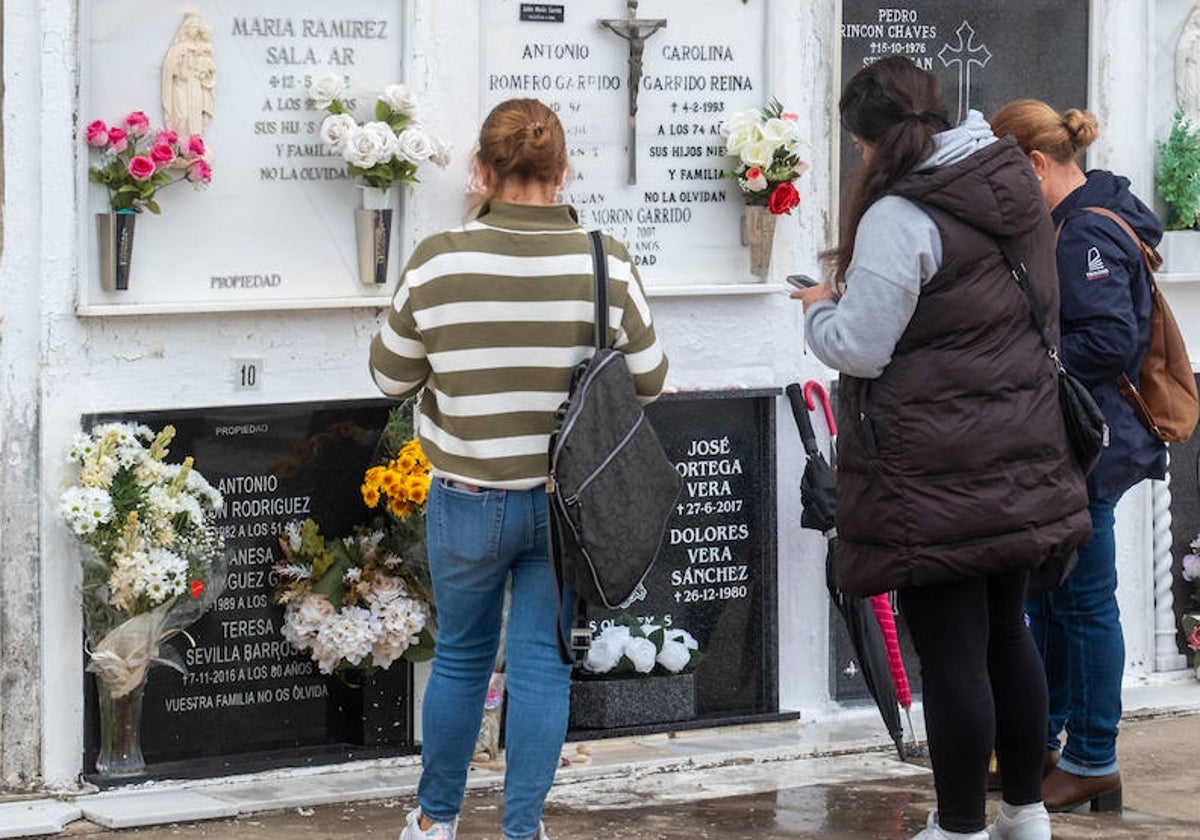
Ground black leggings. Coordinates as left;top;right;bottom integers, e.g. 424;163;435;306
898;570;1047;834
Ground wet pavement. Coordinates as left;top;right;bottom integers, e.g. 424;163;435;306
53;712;1200;840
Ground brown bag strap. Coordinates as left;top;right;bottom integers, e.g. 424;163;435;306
1052;206;1164;405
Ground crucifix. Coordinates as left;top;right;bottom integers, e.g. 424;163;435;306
599;0;667;185
937;20;992;124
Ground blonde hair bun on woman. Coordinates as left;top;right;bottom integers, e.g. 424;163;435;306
1062;108;1098;153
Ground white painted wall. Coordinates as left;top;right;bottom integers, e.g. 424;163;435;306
1;0;1193;788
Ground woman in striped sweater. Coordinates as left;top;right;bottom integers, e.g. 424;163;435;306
370;98;668;840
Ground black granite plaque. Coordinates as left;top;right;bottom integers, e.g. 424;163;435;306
1169;374;1200;655
569;390;780;735
840;1;1089;183
82;399;416;781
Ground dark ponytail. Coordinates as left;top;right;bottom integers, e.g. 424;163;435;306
825;57;950;288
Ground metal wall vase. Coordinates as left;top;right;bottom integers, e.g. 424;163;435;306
97;212;137;291
742;205;777;279
355;208;393;285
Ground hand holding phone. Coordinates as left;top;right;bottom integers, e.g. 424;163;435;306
786;274;819;289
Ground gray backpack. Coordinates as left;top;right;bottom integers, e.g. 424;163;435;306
548;232;681;650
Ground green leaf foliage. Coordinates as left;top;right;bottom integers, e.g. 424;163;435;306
1156;108;1200;230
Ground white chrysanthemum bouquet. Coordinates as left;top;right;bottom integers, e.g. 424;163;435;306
308;73;450;195
60;422;225;697
275;519;433;675
579;614;700;678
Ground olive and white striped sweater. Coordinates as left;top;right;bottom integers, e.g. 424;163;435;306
369;201;668;490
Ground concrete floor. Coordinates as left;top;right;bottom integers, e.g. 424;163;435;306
48;711;1200;840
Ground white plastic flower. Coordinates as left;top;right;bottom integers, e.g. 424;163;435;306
656;638;692;673
430;134;452;168
723;108;763;136
624;636;657;673
723;124;761;158
343;121;397;169
740;139;776;169
396;125;436;164
760;117;799;148
320;113;358;155
379;83;418;117
309;72;346;109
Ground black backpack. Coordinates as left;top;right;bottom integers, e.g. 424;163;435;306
548;231;681;655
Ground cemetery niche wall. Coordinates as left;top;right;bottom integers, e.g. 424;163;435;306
568;390;783;736
81;399;416;783
481;0;776;288
80;1;412;313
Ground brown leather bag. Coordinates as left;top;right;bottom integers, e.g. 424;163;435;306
1077;206;1198;442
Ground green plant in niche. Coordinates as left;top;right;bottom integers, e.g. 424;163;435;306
1155;108;1200;230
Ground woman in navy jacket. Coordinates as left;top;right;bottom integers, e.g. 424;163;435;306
991;100;1166;814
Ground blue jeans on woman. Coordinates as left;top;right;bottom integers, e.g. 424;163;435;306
1026;495;1124;777
417;479;572;840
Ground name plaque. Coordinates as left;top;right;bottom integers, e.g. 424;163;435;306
481;0;769;287
570;390;780;734
840;1;1088;184
82;1;406;311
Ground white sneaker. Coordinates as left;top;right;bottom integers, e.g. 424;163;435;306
502;822;550;840
912;811;989;840
987;802;1051;840
399;807;458;840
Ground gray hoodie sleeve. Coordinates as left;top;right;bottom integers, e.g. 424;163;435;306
805;196;942;379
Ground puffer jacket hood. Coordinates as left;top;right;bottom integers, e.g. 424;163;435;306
891;134;1045;241
1056;169;1162;248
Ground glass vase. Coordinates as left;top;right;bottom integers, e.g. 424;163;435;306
95;681;146;777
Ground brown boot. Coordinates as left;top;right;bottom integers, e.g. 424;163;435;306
1042;766;1122;813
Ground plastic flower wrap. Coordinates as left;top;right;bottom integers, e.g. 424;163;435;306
308;73;450;196
60;423;227;697
85;111;213;213
578;614;700;678
721;98;808;214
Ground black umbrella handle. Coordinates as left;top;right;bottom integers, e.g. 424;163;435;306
785;383;821;458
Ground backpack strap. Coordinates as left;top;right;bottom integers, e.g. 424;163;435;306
587;230;610;351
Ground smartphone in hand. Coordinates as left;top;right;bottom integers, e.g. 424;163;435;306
786;274;819;289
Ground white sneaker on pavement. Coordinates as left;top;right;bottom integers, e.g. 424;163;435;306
987;801;1051;840
502;821;550;840
398;807;457;840
911;810;990;840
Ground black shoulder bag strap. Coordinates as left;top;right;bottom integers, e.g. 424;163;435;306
549;230;610;665
995;238;1064;374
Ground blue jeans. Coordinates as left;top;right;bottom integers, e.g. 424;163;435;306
1026;496;1124;776
417;479;572;840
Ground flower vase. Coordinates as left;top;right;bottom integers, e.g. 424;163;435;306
356;188;394;286
96;211;137;291
742;205;776;279
95;680;146;777
569;672;695;730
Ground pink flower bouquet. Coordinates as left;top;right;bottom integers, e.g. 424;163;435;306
85;111;212;213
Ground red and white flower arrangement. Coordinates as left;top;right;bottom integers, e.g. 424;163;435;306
722;98;808;214
85;111;212;214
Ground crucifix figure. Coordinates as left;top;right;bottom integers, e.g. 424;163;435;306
599;1;667;184
937;20;992;124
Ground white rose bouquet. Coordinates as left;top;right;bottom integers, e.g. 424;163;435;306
721;98;808;215
579;614;700;678
60;422;226;697
308;73;450;196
